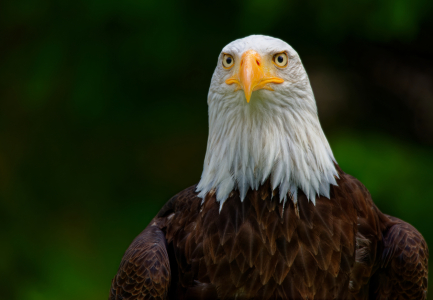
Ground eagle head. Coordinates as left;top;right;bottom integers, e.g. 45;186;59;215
197;35;338;211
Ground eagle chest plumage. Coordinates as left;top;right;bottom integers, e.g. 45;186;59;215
109;168;428;299
159;169;382;299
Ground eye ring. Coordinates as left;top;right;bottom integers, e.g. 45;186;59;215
273;52;288;68
222;54;234;69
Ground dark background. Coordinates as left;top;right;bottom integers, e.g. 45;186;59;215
1;0;432;299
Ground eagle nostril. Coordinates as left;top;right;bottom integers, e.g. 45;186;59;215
256;60;260;66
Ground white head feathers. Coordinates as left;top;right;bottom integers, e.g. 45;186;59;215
196;35;338;210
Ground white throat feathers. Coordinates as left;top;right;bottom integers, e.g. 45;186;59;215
196;35;338;211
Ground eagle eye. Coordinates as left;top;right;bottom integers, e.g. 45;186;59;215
222;54;234;69
273;52;288;67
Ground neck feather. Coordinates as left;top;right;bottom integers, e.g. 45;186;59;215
196;90;338;210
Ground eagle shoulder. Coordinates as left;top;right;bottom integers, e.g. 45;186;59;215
109;185;200;300
372;215;429;300
109;224;170;300
336;168;428;299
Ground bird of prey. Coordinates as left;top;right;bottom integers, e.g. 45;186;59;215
109;35;428;300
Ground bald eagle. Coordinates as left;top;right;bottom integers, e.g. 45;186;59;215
109;35;428;300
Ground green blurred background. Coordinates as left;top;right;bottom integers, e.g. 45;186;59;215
1;0;432;299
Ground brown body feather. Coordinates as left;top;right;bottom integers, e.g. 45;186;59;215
109;166;428;299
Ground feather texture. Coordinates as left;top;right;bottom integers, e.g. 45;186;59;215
109;166;428;299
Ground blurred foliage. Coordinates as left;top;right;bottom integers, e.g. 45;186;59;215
1;0;433;299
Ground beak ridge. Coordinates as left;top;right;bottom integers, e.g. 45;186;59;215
240;50;261;103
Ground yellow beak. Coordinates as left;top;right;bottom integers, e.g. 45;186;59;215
225;50;284;103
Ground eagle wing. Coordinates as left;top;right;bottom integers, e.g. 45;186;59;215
109;223;171;300
371;215;429;300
